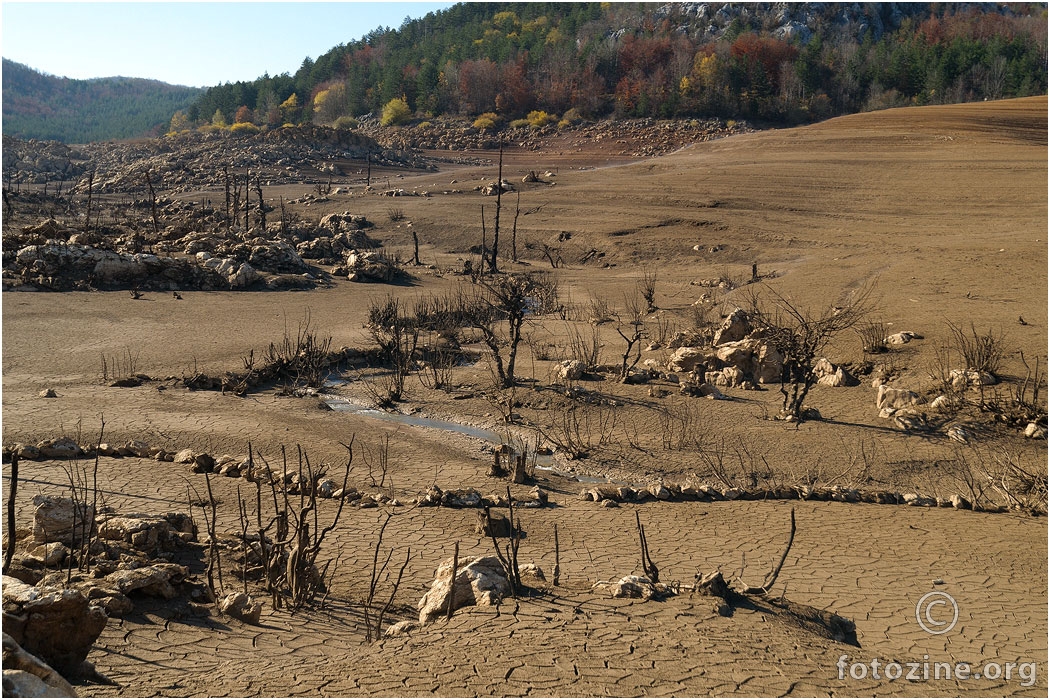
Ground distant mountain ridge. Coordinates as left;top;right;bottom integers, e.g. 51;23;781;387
2;59;203;143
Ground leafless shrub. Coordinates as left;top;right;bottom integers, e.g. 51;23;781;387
364;513;411;642
366;297;419;405
363;432;397;490
534;384;619;459
264;312;334;388
462;272;559;388
948;321;1005;375
588;296;614;325
856;319;888;355
99;346;137;383
387;207;405;222
659;399;708;451
565;322;602;368
638;266;658;313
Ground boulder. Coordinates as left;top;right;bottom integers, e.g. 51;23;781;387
32;496;93;547
666;346;713;374
345;249;398;283
884;331;923;345
1;577;107;678
34;438;80;461
949;369;998;390
2;668;74;698
227;262;261;289
417;556;512;624
555;359;585;382
384;620;418;637
712;308;750;346
814;359;859;387
218;592;262;625
104;563;187;599
875;385;923;413
97;513;195;551
1024;422;1047;439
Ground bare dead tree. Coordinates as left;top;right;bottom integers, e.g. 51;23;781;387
635;511;659;583
511;190;521;263
244;168;250;230
743;281;876;422
3;453;18;574
83;170;94;233
254;176;266;230
143;169;159;236
740;508;796;595
462;272;559;388
490;139;503;273
223;168;231;232
615;293;647;382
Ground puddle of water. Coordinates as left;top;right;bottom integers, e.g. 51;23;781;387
324;394;501;442
322;392;556;468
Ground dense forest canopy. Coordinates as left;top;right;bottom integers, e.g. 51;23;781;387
2;59;203;143
183;1;1047;131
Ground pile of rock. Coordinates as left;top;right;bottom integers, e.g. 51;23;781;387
414;485;548;510
3;126;428;195
578;479;1007;512
344;248;400;283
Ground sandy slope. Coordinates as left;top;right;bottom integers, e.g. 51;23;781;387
2;97;1047;697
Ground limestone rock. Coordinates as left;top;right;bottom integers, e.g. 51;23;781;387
384;620;418;637
32;496;93;547
97;512;195;551
34;438;80;460
218;592;263;625
2;669;73;698
667;346;713;374
884;331;923;345
417;556;512;624
1;577;107;678
712;308;750;346
104;563;187;598
1024;422;1047;439
555;359;585;382
1;633;77;698
875;385;923;413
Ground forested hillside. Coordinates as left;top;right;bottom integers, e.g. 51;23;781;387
183;1;1047;131
2;59;202;143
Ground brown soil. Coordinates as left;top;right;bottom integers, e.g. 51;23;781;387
3;97;1047;697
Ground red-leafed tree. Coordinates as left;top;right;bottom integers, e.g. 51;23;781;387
234;105;254;124
458;59;500;115
730;33;799;86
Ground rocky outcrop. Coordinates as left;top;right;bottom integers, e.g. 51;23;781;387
2;633;78;698
1;577;107;678
32;496;93;547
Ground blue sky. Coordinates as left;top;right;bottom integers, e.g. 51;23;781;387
1;1;456;87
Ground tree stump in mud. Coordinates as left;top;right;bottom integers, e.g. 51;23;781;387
487;451;506;478
474;507;510;538
510;454;527;484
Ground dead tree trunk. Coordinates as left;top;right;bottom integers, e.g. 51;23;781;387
510;453;527;485
511;190;521;263
254;176;266;230
223;168;232;232
490;140;503;273
244;169;250;230
3;454;18;574
83;171;94;233
411;230;421;266
144;169;159;236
